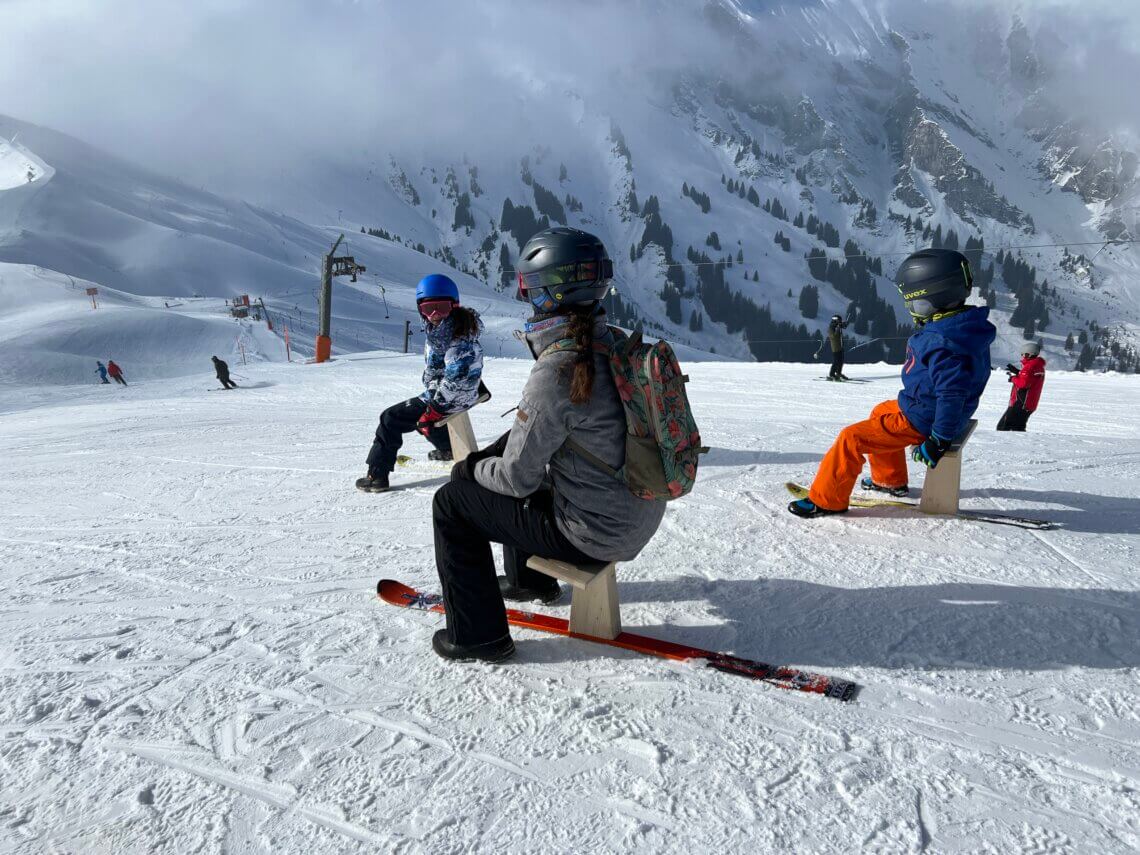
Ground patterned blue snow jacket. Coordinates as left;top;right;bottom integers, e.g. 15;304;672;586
897;306;996;440
420;315;484;414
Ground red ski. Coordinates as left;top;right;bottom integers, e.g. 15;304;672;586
377;580;857;701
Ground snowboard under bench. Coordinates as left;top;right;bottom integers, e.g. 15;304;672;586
527;556;621;640
918;418;977;516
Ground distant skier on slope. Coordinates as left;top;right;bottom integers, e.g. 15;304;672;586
212;355;237;389
996;340;1045;432
95;361;109;384
106;360;127;386
355;274;484;493
827;314;849;381
789;248;995;517
429;228;667;662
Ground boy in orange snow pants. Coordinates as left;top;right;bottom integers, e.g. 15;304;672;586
806;400;924;510
790;249;996;518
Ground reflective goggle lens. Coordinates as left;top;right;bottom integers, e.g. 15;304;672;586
418;299;455;320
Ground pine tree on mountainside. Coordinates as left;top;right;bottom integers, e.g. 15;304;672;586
799;285;819;319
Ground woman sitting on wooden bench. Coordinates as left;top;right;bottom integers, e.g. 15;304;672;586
431;228;666;663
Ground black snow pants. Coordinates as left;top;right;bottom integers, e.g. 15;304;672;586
218;374;237;389
111;374;127;386
365;397;451;477
997;388;1032;432
996;403;1031;431
432;479;595;646
829;350;845;379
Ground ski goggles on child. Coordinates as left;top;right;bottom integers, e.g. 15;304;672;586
515;258;614;310
417;298;456;323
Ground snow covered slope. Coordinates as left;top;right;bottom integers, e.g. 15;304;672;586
0;114;541;384
1;357;1137;852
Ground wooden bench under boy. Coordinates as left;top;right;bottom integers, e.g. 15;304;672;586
919;418;977;515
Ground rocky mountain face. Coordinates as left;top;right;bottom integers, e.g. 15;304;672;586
337;0;1139;369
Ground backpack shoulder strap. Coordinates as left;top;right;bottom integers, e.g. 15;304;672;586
564;438;620;479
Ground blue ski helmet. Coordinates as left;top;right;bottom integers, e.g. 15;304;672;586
416;273;460;303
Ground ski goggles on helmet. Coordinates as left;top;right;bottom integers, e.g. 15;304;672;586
515;258;614;311
417;298;455;323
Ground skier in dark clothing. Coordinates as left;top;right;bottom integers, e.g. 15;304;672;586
827;314;849;381
356;274;484;493
107;360;127;385
212;356;237;389
96;362;109;384
997;341;1046;432
430;228;666;663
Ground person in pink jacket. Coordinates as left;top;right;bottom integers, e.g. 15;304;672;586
997;340;1045;431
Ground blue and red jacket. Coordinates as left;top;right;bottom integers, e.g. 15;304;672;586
898;306;996;440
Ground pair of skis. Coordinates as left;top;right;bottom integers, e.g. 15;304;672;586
377;580;857;702
785;482;1058;530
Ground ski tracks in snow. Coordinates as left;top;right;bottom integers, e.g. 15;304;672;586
1;360;1138;852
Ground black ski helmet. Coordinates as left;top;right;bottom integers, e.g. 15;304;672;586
515;227;614;313
896;248;974;323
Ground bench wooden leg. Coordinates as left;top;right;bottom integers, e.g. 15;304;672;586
568;565;621;639
919;451;963;515
443;411;478;463
526;557;621;640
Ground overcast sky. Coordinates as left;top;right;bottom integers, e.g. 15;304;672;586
1;0;1137;190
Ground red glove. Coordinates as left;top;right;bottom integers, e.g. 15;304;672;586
416;405;445;437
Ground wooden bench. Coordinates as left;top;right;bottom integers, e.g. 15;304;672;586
918;419;977;515
437;382;491;463
526;556;621;639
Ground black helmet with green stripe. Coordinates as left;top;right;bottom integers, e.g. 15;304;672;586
896;248;974;324
516;227;614;313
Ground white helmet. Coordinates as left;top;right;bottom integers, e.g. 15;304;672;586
1021;340;1042;357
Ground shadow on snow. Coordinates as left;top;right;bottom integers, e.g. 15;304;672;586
549;576;1140;671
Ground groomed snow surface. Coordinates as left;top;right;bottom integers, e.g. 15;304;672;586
1;357;1138;854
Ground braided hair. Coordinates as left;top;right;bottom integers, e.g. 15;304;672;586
566;307;597;405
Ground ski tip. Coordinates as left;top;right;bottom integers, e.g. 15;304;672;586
377;579;417;604
785;482;810;499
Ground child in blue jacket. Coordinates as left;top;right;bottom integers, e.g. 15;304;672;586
790;249;996;517
356;274;484;493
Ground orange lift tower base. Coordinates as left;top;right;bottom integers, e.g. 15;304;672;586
314;233;365;363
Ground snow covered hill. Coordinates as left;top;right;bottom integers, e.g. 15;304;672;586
0;115;539;385
1;357;1137;852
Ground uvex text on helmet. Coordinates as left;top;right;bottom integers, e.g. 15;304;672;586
895;248;974;323
516;227;614;313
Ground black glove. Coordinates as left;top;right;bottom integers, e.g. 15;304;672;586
468;430;511;464
449;430;511;483
451;457;477;482
1005;363;1020;375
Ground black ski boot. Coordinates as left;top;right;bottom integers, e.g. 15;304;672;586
787;498;847;518
432;630;515;663
860;477;909;497
498;576;562;605
355;471;390;493
428;449;454;462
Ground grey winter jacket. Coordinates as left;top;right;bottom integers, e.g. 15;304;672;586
474;313;666;562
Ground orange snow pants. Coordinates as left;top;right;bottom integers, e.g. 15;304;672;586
808;400;925;511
